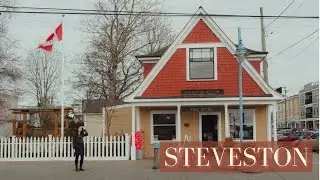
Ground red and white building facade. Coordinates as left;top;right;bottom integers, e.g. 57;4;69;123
124;7;284;159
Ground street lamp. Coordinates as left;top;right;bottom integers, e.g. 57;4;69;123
236;27;246;143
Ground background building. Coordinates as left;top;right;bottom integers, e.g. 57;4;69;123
299;81;319;130
277;95;300;128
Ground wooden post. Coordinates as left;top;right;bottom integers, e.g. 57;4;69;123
22;113;27;137
54;112;59;137
12;119;17;136
65;111;69;133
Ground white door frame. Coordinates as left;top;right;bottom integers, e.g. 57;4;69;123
199;112;221;141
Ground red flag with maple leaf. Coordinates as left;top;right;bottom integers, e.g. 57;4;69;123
37;23;63;52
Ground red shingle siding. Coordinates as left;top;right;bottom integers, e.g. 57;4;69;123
141;47;266;97
182;19;221;43
143;63;156;78
249;60;261;74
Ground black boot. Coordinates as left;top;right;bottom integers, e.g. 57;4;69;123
75;165;79;171
79;168;85;171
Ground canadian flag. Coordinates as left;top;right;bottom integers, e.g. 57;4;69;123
37;23;63;52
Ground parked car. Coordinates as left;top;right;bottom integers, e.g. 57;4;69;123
306;132;319;152
278;130;315;141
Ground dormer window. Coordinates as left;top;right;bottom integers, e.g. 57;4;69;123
188;48;216;80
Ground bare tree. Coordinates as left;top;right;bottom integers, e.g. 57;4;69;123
74;0;174;100
0;0;21;136
74;0;174;135
24;50;61;107
0;1;21;97
23;50;61;133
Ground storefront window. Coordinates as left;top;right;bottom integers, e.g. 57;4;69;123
229;109;255;140
152;113;176;141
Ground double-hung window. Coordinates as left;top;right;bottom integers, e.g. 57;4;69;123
189;48;215;80
152;112;177;142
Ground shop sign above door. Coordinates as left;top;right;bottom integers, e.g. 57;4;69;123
181;106;224;112
181;89;224;98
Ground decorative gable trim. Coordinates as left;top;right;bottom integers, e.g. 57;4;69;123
124;7;283;102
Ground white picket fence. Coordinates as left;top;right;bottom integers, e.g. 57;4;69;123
0;134;130;161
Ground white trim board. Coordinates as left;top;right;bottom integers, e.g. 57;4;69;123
130;96;283;103
199;112;221;141
124;7;284;103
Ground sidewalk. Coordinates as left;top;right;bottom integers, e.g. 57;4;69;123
0;154;318;180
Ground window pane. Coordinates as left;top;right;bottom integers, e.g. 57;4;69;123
193;51;202;58
201;51;211;59
153;114;175;125
190;61;214;79
229;110;254;140
229;124;254;140
190;48;214;61
153;126;176;140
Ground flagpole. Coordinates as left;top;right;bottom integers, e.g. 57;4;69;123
60;15;65;137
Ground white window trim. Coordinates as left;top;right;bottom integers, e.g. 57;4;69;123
228;109;256;141
150;110;177;144
186;47;218;81
199;112;222;141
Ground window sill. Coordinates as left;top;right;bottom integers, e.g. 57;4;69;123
150;139;178;145
232;139;256;142
187;79;217;82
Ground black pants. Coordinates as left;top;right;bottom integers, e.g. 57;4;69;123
75;154;84;169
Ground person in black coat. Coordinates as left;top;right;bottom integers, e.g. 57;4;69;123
73;126;88;171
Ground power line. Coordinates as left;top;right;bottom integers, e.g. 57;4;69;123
264;0;296;29
284;36;319;61
268;29;319;60
291;0;308;13
0;6;318;19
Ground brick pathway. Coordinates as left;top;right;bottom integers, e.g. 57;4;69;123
0;153;318;180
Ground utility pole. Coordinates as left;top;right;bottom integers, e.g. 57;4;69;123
236;27;245;143
284;87;287;128
260;7;268;83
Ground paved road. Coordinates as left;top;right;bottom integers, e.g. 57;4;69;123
0;153;318;180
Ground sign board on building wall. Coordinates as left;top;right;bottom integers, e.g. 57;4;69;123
181;106;224;112
181;89;224;98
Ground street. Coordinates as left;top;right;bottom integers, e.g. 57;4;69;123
0;153;318;180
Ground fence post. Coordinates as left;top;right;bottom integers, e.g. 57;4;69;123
106;136;109;158
94;136;97;158
11;135;15;159
37;137;40;158
48;135;52;159
63;137;67;158
44;136;48;158
41;137;44;158
125;134;130;160
26;137;29;158
4;137;7;159
102;136;105;158
98;136;101;158
90;136;93;158
121;135;125;158
86;136;89;158
0;137;3;159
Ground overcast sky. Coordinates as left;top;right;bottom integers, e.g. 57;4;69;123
5;0;319;106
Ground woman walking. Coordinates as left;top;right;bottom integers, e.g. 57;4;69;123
73;126;88;171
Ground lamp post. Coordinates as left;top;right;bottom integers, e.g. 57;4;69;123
236;27;246;143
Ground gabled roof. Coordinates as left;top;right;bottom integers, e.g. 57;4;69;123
136;45;170;58
125;7;284;103
136;44;267;59
82;99;126;113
